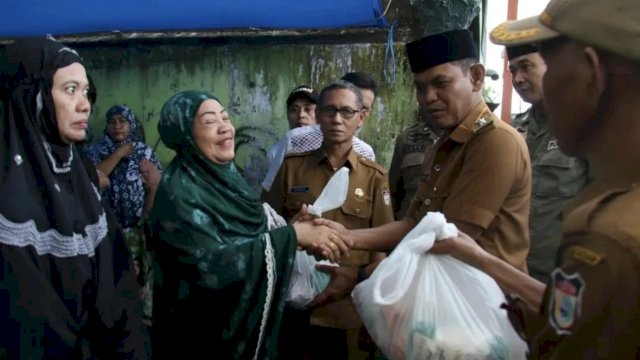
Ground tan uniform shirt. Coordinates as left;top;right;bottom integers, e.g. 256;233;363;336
264;147;395;329
411;102;531;271
388;121;437;219
516;179;640;358
513;108;589;282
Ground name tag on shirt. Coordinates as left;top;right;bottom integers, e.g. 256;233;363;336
290;186;309;193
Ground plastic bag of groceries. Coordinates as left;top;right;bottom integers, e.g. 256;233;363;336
264;167;349;309
352;212;527;360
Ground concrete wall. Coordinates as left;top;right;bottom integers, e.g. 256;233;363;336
79;39;418;191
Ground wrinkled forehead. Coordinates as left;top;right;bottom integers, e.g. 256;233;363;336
319;87;359;107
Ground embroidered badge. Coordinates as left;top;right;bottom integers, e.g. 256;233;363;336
382;189;391;206
290;186;309;193
568;246;603;266
547;140;559;150
473;116;493;132
354;188;364;198
549;269;585;335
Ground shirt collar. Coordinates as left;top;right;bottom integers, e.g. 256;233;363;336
448;101;491;144
312;146;359;173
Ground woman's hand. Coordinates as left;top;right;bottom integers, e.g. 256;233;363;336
292;221;351;263
139;158;161;192
96;169;111;189
311;218;353;254
115;143;134;159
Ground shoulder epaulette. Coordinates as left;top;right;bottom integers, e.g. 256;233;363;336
283;150;314;159
357;155;386;174
472;115;494;133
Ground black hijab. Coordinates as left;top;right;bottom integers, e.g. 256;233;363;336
0;39;149;358
0;38;107;256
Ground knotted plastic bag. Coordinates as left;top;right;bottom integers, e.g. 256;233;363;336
285;167;349;308
263;167;350;308
306;167;349;217
352;212;527;360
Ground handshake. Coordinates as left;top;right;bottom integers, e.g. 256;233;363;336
291;204;352;264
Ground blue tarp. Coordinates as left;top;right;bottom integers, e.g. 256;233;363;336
1;0;387;37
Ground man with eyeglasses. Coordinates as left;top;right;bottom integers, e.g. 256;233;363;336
264;80;393;360
262;83;375;192
315;29;531;272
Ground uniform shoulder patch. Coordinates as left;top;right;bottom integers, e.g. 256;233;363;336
358;156;386;174
382;188;392;206
567;246;603;266
549;269;586;335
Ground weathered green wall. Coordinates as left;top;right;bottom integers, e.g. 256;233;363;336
79;40;418;190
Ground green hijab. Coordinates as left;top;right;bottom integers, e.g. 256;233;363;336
157;90;266;238
151;91;297;359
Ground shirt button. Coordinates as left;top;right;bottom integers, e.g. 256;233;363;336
424;199;431;206
434;164;441;172
355;208;361;214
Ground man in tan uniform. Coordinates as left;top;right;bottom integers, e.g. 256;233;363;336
507;43;590;282
264;80;394;359
431;0;640;357
316;29;531;272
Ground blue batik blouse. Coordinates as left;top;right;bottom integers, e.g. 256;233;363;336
88;105;161;228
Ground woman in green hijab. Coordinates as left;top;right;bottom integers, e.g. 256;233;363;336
150;91;346;359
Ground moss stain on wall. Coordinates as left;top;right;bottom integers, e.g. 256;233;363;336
81;41;418;190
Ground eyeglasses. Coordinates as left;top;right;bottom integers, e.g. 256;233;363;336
319;106;361;119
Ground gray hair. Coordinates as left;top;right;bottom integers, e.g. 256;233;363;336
318;80;364;109
451;58;478;73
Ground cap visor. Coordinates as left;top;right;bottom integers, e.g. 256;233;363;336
490;15;559;46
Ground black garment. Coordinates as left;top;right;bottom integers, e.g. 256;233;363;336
0;38;148;359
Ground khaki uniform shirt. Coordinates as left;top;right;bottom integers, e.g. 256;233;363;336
264;147;395;329
515;179;640;358
410;102;531;271
513;108;589;282
389;121;437;219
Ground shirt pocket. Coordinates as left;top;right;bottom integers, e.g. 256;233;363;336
534;151;587;198
340;198;373;229
285;192;315;219
400;152;425;192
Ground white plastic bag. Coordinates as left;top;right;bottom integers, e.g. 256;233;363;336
283;167;350;308
286;252;334;309
352;212;527;360
306;167;349;217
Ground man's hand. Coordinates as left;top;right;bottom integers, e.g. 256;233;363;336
308;265;358;308
293;222;351;263
311;218;353;253
430;230;486;269
290;204;315;224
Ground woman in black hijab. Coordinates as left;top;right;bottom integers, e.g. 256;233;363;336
0;38;148;359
